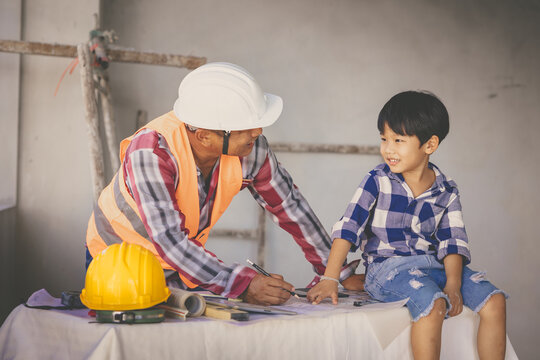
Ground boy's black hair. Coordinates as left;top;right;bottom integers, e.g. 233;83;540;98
377;91;449;146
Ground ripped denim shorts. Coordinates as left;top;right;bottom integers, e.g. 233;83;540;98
364;255;507;322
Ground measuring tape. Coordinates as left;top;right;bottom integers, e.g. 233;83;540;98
61;291;86;309
96;308;165;324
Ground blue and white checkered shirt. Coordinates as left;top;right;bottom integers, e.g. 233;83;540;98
332;163;471;266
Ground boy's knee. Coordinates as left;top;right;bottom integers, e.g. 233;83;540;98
479;292;506;319
429;297;447;318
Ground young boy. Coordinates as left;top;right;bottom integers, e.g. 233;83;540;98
307;91;507;359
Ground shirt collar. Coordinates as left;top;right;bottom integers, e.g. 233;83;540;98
430;163;448;192
382;162;455;193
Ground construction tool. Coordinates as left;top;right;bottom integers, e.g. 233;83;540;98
205;299;297;315
204;304;249;321
157;304;189;320
95;308;166;324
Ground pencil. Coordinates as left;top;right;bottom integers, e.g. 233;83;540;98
246;259;300;299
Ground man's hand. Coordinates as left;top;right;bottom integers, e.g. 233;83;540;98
306;279;339;305
241;273;294;306
341;274;365;291
444;282;463;317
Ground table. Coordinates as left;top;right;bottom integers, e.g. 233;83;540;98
0;292;518;360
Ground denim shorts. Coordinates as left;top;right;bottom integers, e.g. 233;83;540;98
364;255;507;322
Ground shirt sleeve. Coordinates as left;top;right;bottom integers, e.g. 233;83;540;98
124;130;256;298
434;193;471;264
244;136;359;281
331;172;379;251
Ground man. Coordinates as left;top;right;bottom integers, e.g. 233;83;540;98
86;62;362;305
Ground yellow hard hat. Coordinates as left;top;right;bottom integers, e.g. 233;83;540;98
80;243;171;310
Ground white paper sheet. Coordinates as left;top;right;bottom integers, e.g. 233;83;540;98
25;288;64;307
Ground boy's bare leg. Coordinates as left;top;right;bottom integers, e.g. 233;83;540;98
411;298;446;360
477;293;506;360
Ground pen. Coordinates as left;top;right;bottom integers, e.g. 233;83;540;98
246;259;300;299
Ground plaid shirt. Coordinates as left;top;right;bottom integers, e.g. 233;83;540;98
123;129;356;298
332;163;471;266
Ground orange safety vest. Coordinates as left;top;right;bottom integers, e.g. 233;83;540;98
86;111;243;288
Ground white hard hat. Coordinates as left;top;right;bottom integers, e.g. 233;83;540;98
173;62;283;131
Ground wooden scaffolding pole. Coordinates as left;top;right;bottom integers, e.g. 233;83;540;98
256;206;267;267
271;142;379;155
210;206;267;266
0;39;206;69
77;42;106;201
98;76;120;171
2;36;381;265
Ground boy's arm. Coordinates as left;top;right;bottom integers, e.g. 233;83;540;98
331;172;379;253
443;253;463;316
435;193;471;264
307;238;352;305
436;191;468;316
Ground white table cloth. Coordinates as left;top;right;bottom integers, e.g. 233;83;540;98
0;293;518;360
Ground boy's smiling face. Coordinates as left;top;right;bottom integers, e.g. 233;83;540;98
379;123;437;177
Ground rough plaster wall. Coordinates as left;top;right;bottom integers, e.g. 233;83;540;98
0;0;21;211
0;0;21;324
11;0;100;313
4;0;538;358
102;1;539;358
0;208;17;324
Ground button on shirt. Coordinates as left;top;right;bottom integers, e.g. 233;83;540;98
331;163;471;266
122;129;357;297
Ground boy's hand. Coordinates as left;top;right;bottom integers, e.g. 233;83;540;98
444;282;463;317
443;254;463;317
306;279;339;305
341;274;365;291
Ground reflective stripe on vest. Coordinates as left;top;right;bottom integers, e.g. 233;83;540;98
86;111;243;288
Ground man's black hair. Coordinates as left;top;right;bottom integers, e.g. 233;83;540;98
377;91;449;146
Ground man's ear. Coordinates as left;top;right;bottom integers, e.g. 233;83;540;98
424;135;440;155
194;129;214;147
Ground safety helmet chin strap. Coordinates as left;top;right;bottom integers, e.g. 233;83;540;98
222;131;231;155
185;124;231;155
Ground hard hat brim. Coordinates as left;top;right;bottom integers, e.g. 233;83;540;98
173;92;283;131
259;92;283;129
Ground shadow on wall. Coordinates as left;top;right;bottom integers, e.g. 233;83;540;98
0;207;17;325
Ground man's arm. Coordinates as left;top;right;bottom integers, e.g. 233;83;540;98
244;136;364;282
307;238;352;305
124;130;257;298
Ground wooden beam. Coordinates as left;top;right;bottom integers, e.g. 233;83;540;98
98;76;120;171
78;43;106;201
270;142;380;155
211;229;258;240
256;206;266;267
0;39;206;69
0;39;76;57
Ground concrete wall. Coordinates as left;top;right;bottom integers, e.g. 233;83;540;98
2;0;539;358
0;0;100;323
105;1;539;358
0;1;21;211
0;207;17;323
0;0;21;324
